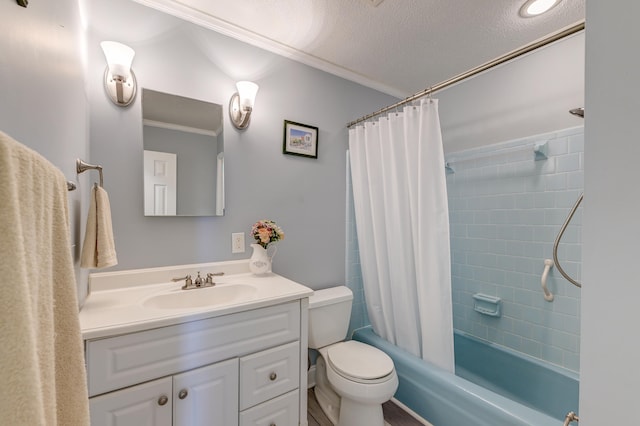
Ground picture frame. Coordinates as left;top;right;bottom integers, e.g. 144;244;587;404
282;120;318;159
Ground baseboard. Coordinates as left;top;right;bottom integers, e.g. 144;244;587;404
308;364;316;389
390;397;433;426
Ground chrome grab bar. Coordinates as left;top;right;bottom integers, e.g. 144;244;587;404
563;411;579;425
552;193;583;288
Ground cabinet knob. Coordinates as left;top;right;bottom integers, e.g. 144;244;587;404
157;395;169;406
178;389;189;400
269;372;277;381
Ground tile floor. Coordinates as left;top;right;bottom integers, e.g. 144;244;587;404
307;389;425;426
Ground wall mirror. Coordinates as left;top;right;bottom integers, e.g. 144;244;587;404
142;88;224;216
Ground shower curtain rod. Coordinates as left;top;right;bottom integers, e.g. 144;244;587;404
347;21;585;128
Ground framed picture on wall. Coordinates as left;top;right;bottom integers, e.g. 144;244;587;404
282;120;318;158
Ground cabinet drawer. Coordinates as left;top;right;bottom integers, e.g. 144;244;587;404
86;301;300;396
240;341;300;410
239;390;299;426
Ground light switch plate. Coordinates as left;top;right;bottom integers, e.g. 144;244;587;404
232;232;245;253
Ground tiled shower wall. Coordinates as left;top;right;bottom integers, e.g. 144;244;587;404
447;127;583;372
346;127;583;372
345;152;369;338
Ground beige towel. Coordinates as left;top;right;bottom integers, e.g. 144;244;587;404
0;131;90;425
80;184;117;269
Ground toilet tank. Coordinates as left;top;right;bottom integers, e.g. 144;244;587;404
308;286;353;349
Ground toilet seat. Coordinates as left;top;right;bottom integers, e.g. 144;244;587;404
327;341;395;384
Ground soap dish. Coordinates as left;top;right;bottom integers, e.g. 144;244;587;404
473;293;501;317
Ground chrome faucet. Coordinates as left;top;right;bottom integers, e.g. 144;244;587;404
563;412;579;426
194;271;203;287
172;272;225;290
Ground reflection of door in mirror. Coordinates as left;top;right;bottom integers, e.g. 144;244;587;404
142;89;224;216
144;150;177;215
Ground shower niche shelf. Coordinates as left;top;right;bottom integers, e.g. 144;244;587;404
473;293;502;317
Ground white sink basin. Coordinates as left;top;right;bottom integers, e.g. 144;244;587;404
79;261;314;339
143;284;258;310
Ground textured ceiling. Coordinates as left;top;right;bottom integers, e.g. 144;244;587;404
133;0;585;98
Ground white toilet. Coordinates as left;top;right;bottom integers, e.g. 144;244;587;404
308;286;398;426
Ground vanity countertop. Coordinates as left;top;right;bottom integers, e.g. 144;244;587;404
79;260;313;340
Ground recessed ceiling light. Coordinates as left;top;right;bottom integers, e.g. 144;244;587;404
520;0;562;18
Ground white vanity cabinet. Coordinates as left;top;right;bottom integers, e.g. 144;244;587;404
85;300;306;426
89;359;238;426
89;376;172;426
239;341;300;426
173;359;239;425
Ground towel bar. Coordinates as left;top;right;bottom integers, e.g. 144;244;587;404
76;158;104;187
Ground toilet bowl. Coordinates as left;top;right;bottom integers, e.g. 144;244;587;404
309;286;398;426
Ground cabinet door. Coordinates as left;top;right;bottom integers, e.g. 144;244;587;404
173;358;239;426
89;377;172;426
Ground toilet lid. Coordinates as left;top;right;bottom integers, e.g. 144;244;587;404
327;341;394;381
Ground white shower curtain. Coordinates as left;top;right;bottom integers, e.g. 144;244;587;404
348;99;454;372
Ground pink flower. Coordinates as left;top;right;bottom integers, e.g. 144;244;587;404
251;219;284;249
258;228;271;244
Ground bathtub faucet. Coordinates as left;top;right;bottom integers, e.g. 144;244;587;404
563;411;579;425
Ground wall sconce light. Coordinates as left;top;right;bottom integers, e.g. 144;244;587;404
229;81;259;130
101;41;137;107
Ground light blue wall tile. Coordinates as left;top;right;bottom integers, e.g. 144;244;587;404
557;153;581;172
568;133;584;153
534;192;556;208
547;137;569;156
567;171;585;190
541;344;565;366
521;338;542;358
564;350;580;372
504;332;523;351
545;173;568;191
447;128;583;372
347;128;582;373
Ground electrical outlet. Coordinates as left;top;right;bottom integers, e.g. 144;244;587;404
231;232;245;254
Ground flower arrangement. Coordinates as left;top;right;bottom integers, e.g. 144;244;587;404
251;219;285;249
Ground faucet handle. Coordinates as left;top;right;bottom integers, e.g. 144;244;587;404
172;275;193;289
172;274;191;282
206;272;224;284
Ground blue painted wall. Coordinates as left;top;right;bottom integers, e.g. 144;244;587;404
84;0;398;298
0;0;91;300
